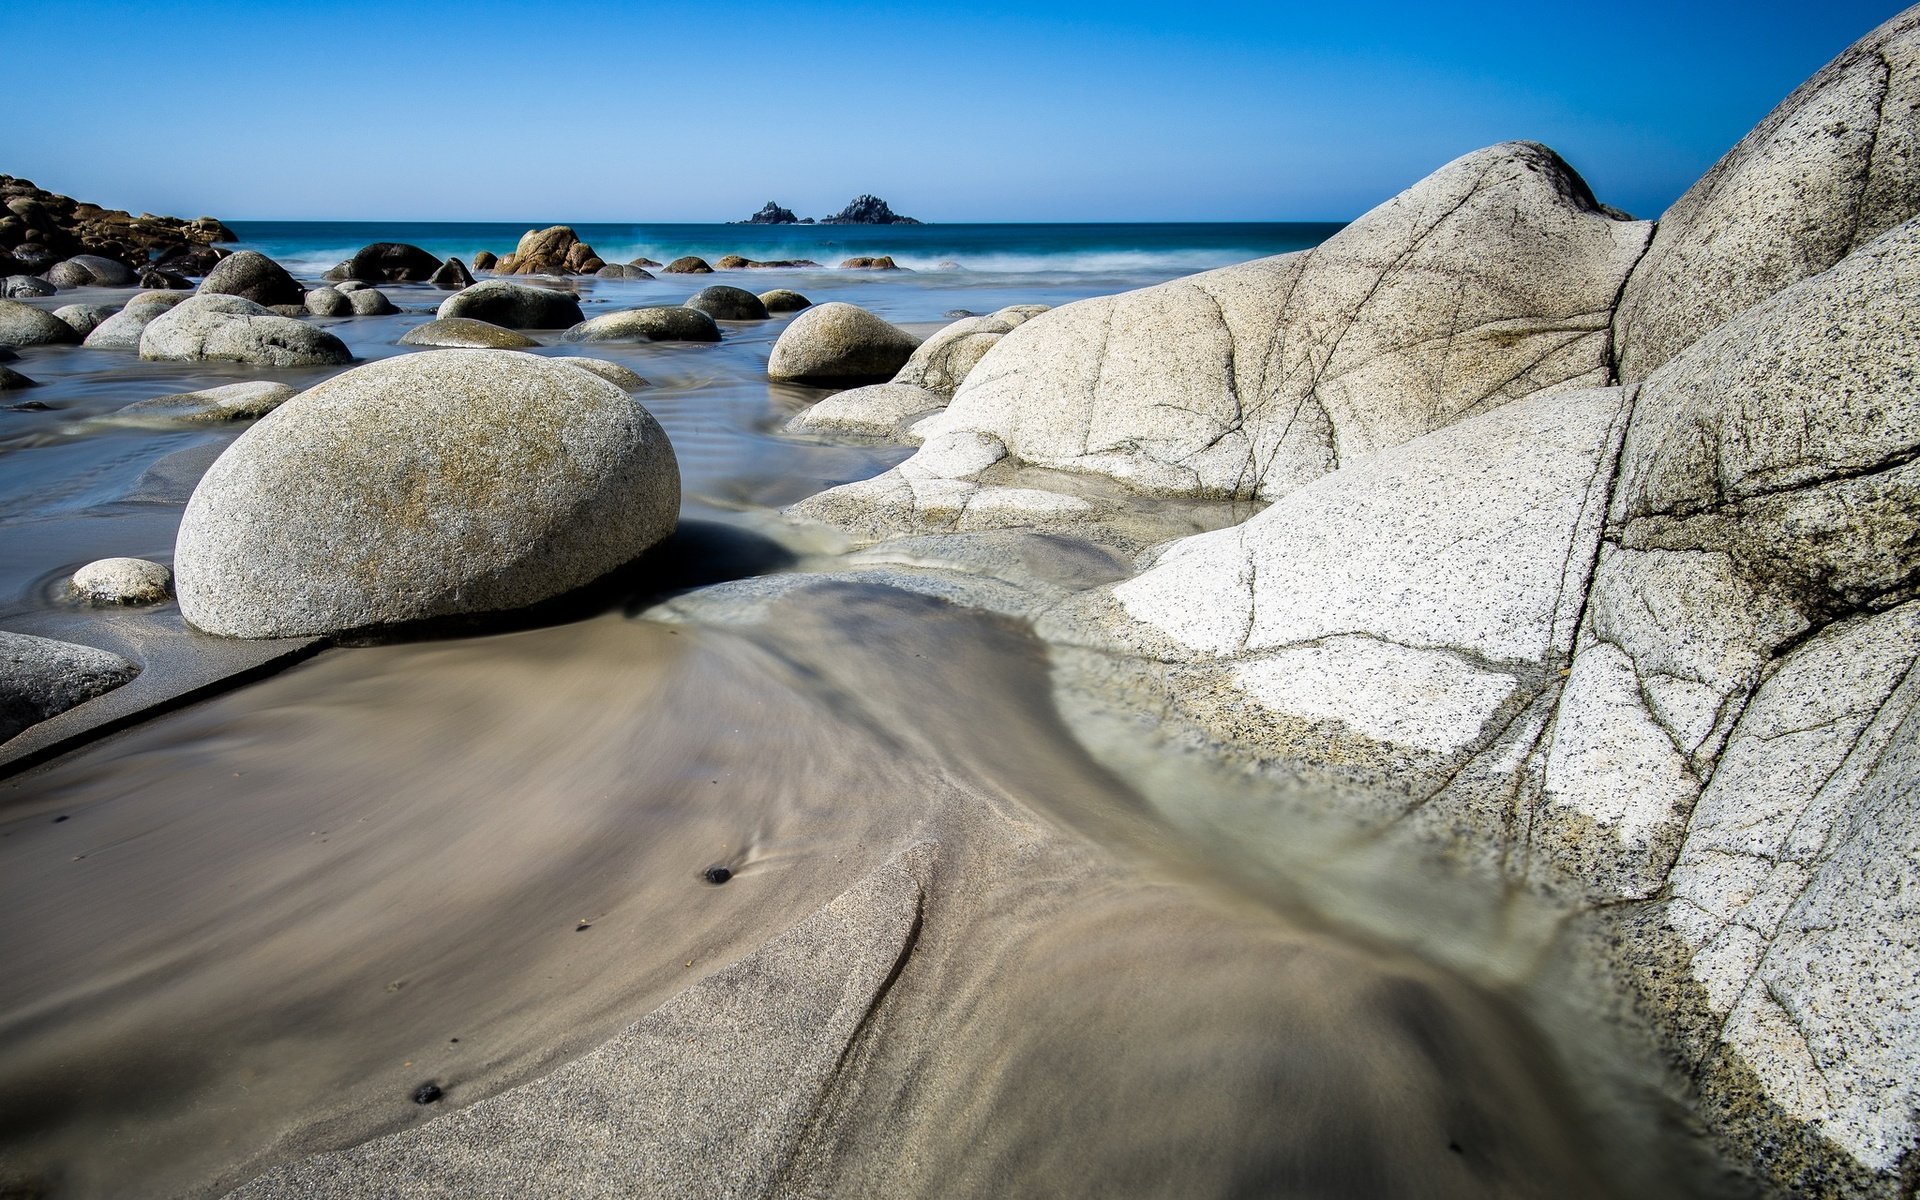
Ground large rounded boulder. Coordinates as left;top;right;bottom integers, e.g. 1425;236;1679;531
767;302;922;383
197;250;306;308
45;254;137;288
140;295;351;366
0;297;82;348
566;306;721;343
173;350;681;638
436;280;584;329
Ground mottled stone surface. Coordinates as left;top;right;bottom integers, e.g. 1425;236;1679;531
564;306;720;344
435;281;584;330
69;557;173;605
174;350;679;638
399;317;538;349
0;631;139;742
139;295;351;367
767;302;922;384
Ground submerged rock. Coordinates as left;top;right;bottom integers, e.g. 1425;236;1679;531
592;263;654;280
399;317;539;349
117;380;297;423
435;281;584;330
0;631;139;742
684;285;769;321
140;294;352;367
348;288;397;316
554;356;648;391
766;302;921;383
70;557;173;605
662;256;713;274
197;250;306;308
305;286;351;317
565;306;721;343
838;256;902;270
0;365;35;390
174;350;680;638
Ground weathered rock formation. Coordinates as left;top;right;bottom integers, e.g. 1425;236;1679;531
0;174;232;278
140;295;351;367
820;195;921;224
739;201;799;224
495;226;604;276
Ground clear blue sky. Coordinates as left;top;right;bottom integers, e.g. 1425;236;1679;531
3;1;1909;222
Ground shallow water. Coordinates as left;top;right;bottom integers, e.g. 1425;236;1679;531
0;251;1743;1198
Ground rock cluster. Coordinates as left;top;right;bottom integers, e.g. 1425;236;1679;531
739;201;799;224
821;195;921;225
495;226;604;276
0;174;233;278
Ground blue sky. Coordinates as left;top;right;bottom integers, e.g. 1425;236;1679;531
3;1;1908;222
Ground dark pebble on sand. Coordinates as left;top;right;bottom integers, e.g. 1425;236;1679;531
52;815;68;823
413;1082;443;1104
703;865;732;885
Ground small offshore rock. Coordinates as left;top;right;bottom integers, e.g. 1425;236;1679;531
767;302;922;383
70;557;173;605
741;201;799;225
117;380;297;423
684;285;769;321
197;250;306;308
555;356;649;391
839;256;902;270
662;256;713;274
306;286;351;317
428;257;475;290
592;263;653;280
0;631;140;742
630;257;662;269
140;294;352;367
759;289;811;313
53;303;118;338
4;275;56;298
348;288;397;316
0;297;83;348
136;267;191;290
399;317;538;349
435;280;584;330
566;306;721;343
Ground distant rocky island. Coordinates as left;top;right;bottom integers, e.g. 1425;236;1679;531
737;195;921;225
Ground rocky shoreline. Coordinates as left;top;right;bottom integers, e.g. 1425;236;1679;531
1;6;1916;1199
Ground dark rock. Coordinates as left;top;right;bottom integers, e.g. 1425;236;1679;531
716;254;821;269
820;194;921;225
137;267;191;290
593;263;653;280
198;250;306;307
45;254;136;288
348;288;398;316
412;1083;443;1105
429;257;475;290
4;275;54;298
435;280;585;329
11;244;57;271
472;250;498;270
663;256;713;275
740;202;799;225
0;297;83;347
345;242;443;283
0;366;36;390
703;865;732;884
0;174;233;275
685;285;770;321
153;244;228;277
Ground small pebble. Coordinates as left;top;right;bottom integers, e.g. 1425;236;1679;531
703;865;732;885
412;1082;443;1105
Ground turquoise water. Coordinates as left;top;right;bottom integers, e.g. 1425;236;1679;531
229;220;1343;293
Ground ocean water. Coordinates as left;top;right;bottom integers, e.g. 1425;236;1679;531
230;220;1343;299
